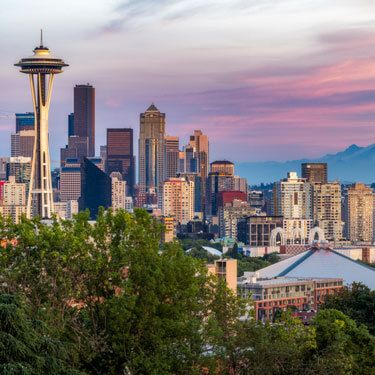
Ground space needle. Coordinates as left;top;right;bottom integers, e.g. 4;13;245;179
15;31;68;218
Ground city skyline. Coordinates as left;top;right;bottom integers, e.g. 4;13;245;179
0;0;374;165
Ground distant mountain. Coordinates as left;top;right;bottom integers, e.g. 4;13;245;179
236;144;375;185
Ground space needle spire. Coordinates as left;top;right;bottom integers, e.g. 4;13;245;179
15;33;68;218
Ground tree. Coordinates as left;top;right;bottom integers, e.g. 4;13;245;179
239;312;316;375
204;278;249;374
311;309;375;375
186;246;220;263
0;293;81;374
322;282;375;335
0;211;373;374
0;210;214;374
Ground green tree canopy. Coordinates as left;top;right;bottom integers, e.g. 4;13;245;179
322;282;375;335
0;293;81;374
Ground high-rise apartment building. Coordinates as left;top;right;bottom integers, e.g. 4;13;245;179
301;163;328;184
162;177;194;224
79;158;112;219
106;128;135;196
273;172;313;220
0;176;27;223
164;136;179;180
6;157;31;185
110;172;126;211
11;130;35;158
15;112;34;133
218;200;254;240
138;104;165;193
312;182;343;242
344;183;374;243
177;172;202;213
74;84;95;156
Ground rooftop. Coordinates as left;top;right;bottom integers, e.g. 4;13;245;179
146;103;159;112
252;245;375;289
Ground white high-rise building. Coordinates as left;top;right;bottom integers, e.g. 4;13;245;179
162;177;194;224
344;183;374;244
312;182;343;242
273;172;313;220
0;176;27;223
111;172;126;211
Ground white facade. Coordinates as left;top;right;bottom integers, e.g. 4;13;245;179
54;202;67;219
1;176;27;223
111;173;126;211
3;176;26;206
313;182;343;242
274;171;312;219
66;200;78;219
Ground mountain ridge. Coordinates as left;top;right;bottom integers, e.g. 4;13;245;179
236;144;375;185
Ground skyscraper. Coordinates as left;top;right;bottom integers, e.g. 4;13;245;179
344;183;373;244
106;128;135;196
68;113;74;137
162;177;194;224
301;163;328;184
79;158;111;219
11;130;34;158
190;130;209;179
210;160;234;176
189;130;209;211
6;157;31;184
138;104;165;193
59;159;81;202
205;172;234;217
0;176;27;223
15;34;68;218
164;135;179;180
312;182;343;242
15;112;34;133
60;135;89;167
110;172;126;211
74;84;95;156
273;172;313;219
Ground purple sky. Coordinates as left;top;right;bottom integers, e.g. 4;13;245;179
0;0;374;166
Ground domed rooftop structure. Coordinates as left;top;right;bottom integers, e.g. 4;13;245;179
252;244;375;289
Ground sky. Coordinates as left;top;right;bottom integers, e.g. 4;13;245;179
0;0;374;166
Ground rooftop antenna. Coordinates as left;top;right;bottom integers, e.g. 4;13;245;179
40;29;43;47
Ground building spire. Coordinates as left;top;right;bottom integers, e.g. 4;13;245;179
40;29;43;47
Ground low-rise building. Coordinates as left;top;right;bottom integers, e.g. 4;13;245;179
238;275;343;321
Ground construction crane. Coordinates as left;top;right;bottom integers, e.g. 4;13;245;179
0;111;16;120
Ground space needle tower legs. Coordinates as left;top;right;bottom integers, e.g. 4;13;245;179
15;32;68;219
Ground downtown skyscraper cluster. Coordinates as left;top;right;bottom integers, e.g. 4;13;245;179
1;38;375;257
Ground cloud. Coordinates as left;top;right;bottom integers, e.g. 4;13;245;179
98;0;293;34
